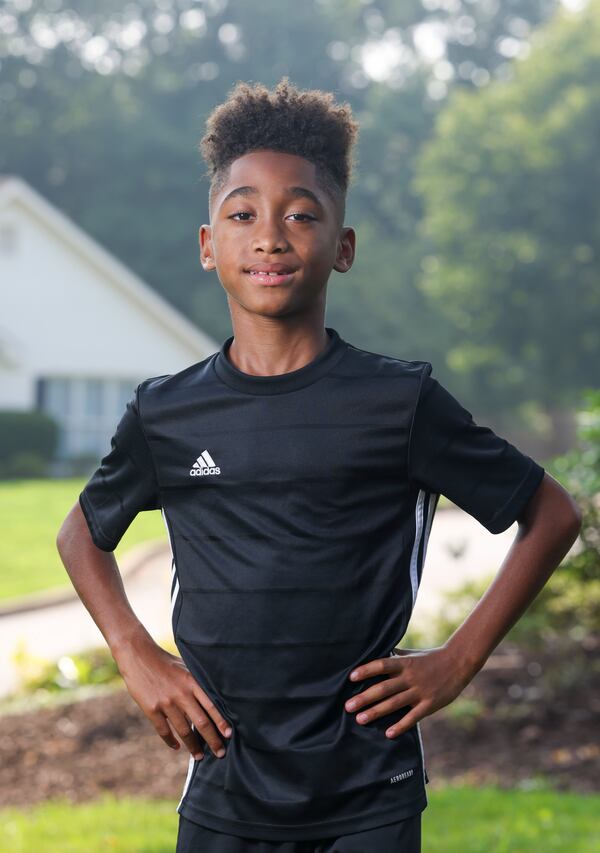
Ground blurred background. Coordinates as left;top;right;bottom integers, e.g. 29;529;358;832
1;0;599;849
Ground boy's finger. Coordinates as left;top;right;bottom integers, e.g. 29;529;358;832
150;709;187;752
349;656;396;682
384;706;425;739
345;675;411;712
354;693;416;726
167;708;208;759
183;697;230;759
191;683;233;739
163;704;204;758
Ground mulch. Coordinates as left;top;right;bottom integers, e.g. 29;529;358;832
1;638;598;809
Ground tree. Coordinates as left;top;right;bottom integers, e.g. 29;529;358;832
414;0;600;444
1;0;574;399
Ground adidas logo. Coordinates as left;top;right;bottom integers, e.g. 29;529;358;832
190;449;221;477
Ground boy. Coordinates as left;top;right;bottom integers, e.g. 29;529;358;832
57;78;582;852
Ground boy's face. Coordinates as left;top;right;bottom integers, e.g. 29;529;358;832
199;150;355;321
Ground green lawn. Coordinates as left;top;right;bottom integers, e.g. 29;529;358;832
0;478;166;602
0;786;598;852
426;784;600;851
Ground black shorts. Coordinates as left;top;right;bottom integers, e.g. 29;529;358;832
176;812;422;852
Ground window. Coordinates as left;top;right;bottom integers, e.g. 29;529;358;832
36;376;142;459
84;379;103;419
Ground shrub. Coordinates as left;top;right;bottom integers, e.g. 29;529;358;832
429;388;600;652
5;636;180;707
0;450;48;479
549;388;600;586
0;410;58;478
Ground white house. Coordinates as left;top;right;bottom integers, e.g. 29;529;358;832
0;175;219;466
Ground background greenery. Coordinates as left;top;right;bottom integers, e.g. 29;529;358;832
1;786;599;852
2;0;598;455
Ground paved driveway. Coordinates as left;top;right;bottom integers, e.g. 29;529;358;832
0;542;172;699
0;507;531;699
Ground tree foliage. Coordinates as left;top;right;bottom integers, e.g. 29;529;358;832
415;0;600;414
1;0;591;424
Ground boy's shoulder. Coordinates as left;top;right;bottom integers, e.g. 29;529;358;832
135;350;219;400
342;339;432;382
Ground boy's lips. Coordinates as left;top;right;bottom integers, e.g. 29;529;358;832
244;263;297;286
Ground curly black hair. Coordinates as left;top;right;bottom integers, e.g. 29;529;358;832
199;76;359;223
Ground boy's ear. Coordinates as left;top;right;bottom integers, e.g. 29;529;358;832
333;226;356;274
199;224;216;271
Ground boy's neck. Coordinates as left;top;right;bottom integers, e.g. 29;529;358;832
225;315;330;378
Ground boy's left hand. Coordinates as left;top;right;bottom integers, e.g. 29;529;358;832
345;645;473;739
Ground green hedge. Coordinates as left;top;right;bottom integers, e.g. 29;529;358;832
0;411;58;478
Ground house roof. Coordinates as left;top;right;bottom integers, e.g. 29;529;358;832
0;175;220;358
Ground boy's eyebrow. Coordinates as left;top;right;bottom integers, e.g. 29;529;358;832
220;185;325;210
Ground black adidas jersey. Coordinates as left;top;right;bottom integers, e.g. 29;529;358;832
79;327;545;841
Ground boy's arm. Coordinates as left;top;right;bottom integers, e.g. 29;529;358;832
56;500;232;760
441;470;581;682
345;364;582;738
345;472;582;739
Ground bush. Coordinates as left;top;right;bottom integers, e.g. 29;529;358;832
529;387;600;646
0;450;48;479
549;388;600;586
429;388;600;651
0;410;58;478
66;453;105;478
10;642;122;695
4;635;180;708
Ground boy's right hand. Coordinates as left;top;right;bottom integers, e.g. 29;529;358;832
111;627;232;761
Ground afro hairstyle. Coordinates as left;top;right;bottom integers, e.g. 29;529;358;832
199;76;359;224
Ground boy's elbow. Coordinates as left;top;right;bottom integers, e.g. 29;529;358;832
56;515;72;555
56;500;87;554
519;473;583;542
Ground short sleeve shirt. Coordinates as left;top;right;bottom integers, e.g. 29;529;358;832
79;387;161;552
79;328;545;841
409;364;543;534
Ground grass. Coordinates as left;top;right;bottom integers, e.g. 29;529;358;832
0;785;598;851
0;478;166;602
425;783;600;851
1;796;178;853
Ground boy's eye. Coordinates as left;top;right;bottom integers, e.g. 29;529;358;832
228;212;316;222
